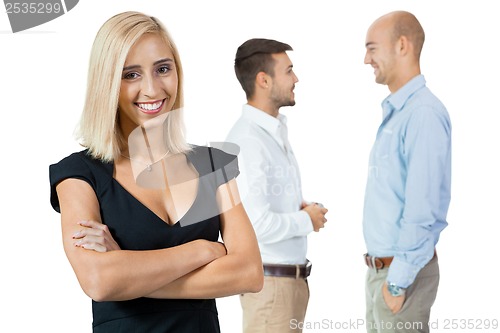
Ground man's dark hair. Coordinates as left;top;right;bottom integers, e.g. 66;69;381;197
234;38;293;99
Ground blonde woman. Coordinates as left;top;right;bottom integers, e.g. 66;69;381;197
49;11;262;332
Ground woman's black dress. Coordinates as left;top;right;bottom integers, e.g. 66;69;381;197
49;146;239;332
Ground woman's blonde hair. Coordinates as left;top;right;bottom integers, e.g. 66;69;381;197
76;11;189;162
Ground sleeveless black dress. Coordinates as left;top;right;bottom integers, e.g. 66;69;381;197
49;146;239;333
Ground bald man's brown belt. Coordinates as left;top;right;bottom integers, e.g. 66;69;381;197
364;250;437;270
364;254;393;269
263;260;311;279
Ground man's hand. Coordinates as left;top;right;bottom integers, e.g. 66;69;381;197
382;282;405;314
301;202;328;232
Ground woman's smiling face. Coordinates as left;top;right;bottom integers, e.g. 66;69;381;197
118;33;178;132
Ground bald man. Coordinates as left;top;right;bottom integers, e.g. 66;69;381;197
362;11;451;333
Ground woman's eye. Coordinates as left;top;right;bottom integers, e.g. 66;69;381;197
123;72;139;80
158;66;170;75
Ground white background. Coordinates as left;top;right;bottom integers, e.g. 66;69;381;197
1;0;499;332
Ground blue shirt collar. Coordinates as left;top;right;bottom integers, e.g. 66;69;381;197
382;74;426;118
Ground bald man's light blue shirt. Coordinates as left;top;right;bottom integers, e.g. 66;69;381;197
363;75;451;288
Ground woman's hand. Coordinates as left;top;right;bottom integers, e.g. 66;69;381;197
72;220;121;252
211;241;227;259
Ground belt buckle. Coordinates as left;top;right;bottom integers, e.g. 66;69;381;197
295;260;312;279
364;253;384;272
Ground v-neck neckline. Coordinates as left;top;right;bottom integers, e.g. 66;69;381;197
111;152;201;227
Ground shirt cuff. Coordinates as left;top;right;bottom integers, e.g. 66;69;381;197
297;210;314;235
386;257;421;289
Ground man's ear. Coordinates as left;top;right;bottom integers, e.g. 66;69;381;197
397;35;411;57
256;71;270;89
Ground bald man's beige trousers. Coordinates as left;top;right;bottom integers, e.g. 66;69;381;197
365;255;439;333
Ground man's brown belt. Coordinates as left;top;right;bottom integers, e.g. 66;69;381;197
364;250;437;270
364;253;393;269
263;260;311;279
